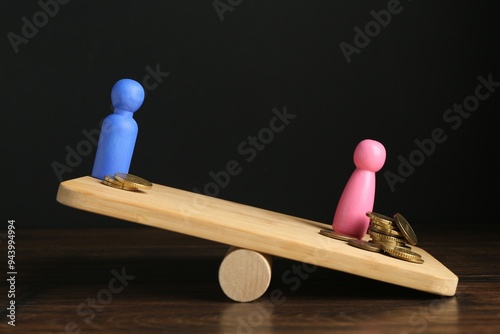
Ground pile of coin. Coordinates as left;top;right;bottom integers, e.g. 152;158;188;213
319;212;423;264
352;212;423;264
101;172;153;191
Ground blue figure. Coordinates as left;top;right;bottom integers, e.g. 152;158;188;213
91;79;145;180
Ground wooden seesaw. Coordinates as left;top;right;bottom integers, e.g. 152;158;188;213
56;176;458;302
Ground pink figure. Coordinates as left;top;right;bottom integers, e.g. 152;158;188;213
332;139;386;239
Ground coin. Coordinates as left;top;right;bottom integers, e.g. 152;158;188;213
348;239;381;252
369;224;404;237
366;211;395;226
368;230;406;246
393;213;418;245
319;229;355;241
114;172;153;189
102;175;139;191
382;245;424;264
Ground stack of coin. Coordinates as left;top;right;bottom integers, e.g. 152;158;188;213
101;172;153;191
349;211;423;264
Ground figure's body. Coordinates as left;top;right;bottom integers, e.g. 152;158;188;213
91;79;145;180
332;139;386;239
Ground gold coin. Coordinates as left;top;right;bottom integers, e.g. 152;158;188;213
382;246;424;264
376;240;411;251
114;172;153;189
375;241;412;253
369;224;403;237
393;213;418;245
348;239;381;252
366;211;395;226
102;176;139;191
368;230;406;246
319;229;355;241
370;218;396;229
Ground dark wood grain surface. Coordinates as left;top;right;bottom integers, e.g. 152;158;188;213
1;223;499;334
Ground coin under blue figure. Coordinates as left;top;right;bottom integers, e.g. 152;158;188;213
91;79;145;180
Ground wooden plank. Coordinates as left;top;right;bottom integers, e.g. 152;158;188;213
56;176;458;296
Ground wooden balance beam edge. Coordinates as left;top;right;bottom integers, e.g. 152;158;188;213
56;176;458;297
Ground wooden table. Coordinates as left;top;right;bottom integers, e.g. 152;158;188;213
1;223;499;333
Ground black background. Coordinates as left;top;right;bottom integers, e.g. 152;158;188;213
2;0;499;231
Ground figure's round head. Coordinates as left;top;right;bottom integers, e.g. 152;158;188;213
353;139;386;172
111;79;145;113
